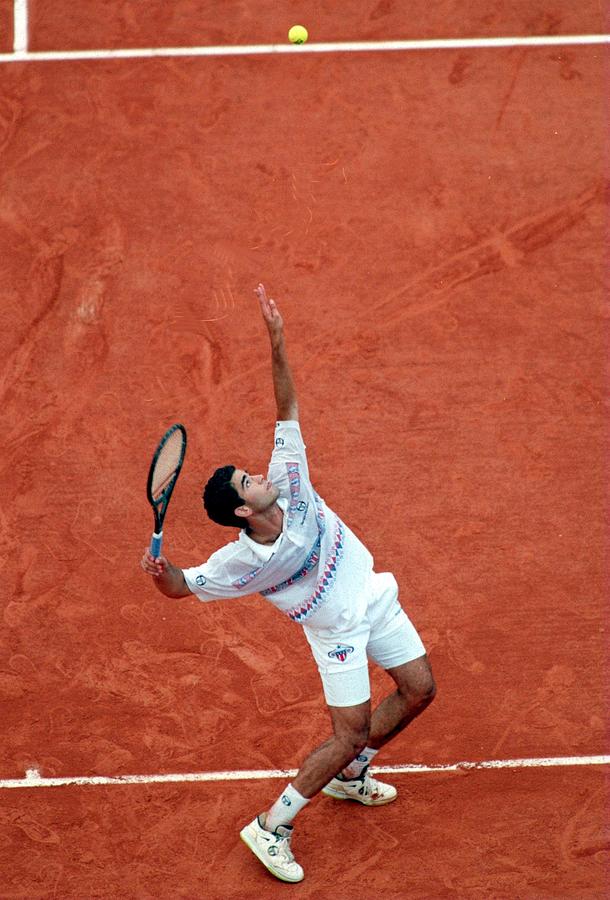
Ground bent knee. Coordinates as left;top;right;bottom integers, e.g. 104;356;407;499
421;676;437;705
342;724;370;756
334;723;370;758
402;673;437;707
330;700;371;755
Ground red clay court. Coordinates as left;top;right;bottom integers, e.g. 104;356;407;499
0;2;608;897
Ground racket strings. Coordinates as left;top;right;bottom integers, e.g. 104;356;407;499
151;430;185;500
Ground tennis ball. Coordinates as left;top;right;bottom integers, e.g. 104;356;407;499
288;25;308;44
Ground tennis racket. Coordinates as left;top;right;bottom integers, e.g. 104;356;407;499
146;423;187;558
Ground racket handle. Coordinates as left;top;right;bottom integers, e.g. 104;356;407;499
150;532;163;558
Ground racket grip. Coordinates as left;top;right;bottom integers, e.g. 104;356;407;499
150;532;163;558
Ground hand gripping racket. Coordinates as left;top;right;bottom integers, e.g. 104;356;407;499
146;423;187;558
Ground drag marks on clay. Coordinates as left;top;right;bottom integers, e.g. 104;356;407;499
490;664;588;758
205;285;236;323
448;52;473;85
0;239;67;405
370;179;607;327
314;816;400;889
0;807;60;845
222;621;311;715
227;179;606;396
69;498;119;563
0;653;40;702
249;159;345;254
0;216;123;473
445;628;486;675
494;48;528;128
71;639;204;711
206;243;237;325
560;784;610;864
226;634;283;676
0;93;21;156
249;674;316;717
71;219;124;328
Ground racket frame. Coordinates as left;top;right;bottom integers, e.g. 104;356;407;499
146;423;187;557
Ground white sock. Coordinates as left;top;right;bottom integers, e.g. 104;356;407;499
341;746;379;780
265;783;310;831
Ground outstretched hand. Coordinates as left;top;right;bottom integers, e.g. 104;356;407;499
255;283;284;343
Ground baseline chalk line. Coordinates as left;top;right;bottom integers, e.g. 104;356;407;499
1;755;608;790
1;34;609;64
13;0;28;54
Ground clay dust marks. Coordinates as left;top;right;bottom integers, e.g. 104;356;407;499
370;180;607;328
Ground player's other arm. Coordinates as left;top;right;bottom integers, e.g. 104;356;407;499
255;283;299;422
140;548;193;598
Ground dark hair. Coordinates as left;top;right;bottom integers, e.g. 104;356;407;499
203;465;244;527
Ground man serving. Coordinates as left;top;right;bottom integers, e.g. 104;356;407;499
140;283;436;884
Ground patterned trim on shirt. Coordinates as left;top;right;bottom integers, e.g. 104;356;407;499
232;564;266;590
313;492;326;535
284;517;345;623
260;533;321;596
286;462;301;527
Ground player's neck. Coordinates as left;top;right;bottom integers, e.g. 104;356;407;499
245;504;284;544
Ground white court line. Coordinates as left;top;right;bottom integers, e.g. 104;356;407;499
1;34;609;64
12;0;28;53
1;755;607;790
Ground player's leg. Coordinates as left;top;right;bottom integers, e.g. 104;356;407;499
260;693;371;831
290;697;371;798
367;653;436;749
323;573;435;803
241;684;371;883
363;572;435;749
322;654;435;806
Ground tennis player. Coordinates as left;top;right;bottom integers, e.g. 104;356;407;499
140;284;436;884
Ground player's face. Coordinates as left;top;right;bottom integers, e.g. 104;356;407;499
232;469;280;512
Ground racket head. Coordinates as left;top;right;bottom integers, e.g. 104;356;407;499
146;423;187;536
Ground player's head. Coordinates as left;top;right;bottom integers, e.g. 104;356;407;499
203;465;279;527
203;465;243;527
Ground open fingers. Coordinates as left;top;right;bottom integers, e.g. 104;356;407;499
255;283;275;321
255;283;270;311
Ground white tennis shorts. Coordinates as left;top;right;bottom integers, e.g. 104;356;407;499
303;571;426;707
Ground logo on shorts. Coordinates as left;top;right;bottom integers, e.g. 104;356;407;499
328;644;354;663
195;575;207;587
275;437;285;447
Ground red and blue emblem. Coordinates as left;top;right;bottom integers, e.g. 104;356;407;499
328;644;354;663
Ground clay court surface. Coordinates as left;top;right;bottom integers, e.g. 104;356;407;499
0;2;608;897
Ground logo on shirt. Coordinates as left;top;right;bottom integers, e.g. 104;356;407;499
296;499;309;524
328;644;354;663
195;575;207;587
275;437;285;447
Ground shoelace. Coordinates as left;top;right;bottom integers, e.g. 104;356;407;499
361;771;384;798
269;831;295;863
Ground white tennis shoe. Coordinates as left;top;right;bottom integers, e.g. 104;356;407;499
322;767;397;805
240;815;304;883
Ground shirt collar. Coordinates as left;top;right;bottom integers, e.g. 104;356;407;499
237;498;288;560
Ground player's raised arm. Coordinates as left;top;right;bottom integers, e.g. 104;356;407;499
255;283;299;422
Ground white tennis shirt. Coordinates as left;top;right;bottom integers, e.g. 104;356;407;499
182;421;375;633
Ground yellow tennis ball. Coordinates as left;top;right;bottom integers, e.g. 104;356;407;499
288;25;308;44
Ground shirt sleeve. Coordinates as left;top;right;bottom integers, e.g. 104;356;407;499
182;543;262;602
267;420;310;487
